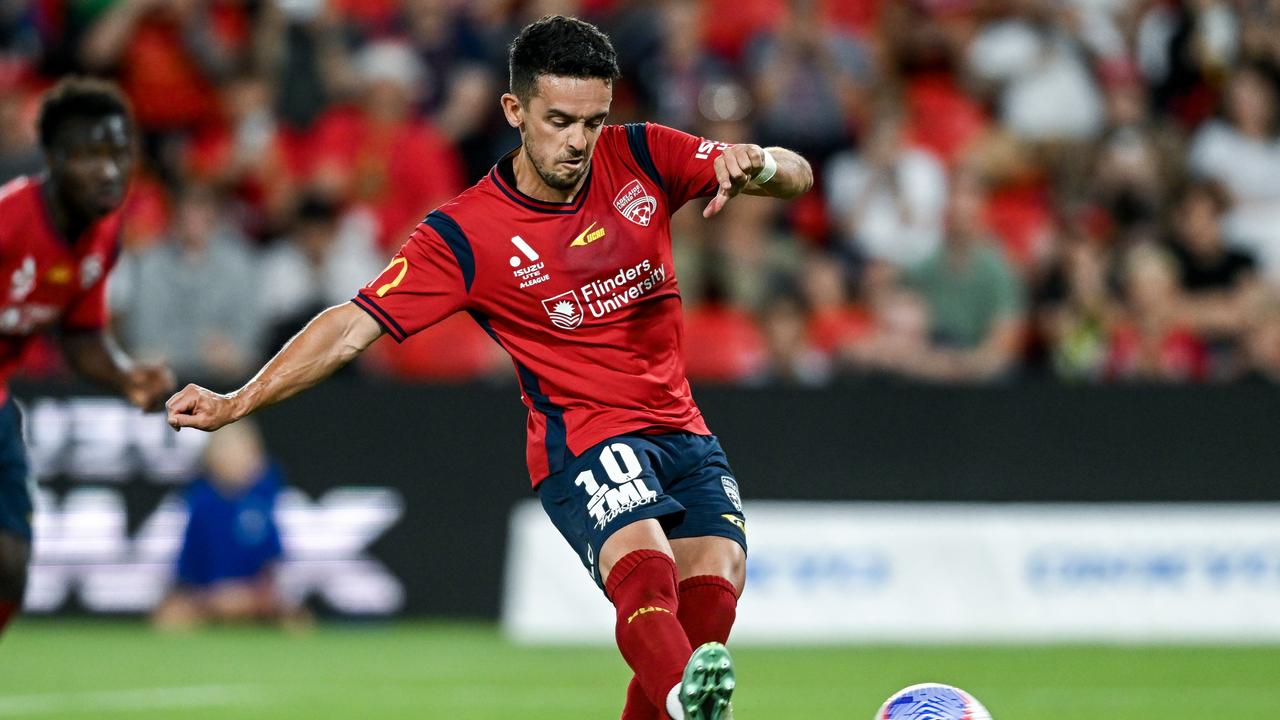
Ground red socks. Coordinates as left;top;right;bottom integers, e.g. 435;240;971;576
607;550;692;713
676;575;739;648
619;573;741;719
0;600;17;638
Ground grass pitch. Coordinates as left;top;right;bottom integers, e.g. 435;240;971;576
2;620;1277;718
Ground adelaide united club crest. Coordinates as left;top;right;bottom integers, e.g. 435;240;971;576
541;289;584;330
613;179;656;227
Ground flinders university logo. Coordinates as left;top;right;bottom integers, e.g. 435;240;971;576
542;289;583;330
613;179;657;227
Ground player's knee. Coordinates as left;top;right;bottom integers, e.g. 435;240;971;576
674;537;746;594
714;550;747;596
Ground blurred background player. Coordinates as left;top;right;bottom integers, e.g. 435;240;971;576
164;14;812;720
152;419;309;631
0;77;174;639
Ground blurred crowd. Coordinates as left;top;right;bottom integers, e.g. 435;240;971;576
5;0;1280;385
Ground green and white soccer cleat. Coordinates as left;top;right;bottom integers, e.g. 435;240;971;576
679;642;735;720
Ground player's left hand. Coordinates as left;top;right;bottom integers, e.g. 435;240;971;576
123;362;176;412
704;144;768;218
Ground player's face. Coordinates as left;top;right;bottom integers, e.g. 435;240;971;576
48;115;134;219
506;76;611;191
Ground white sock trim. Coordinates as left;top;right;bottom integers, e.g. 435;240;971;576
666;682;684;720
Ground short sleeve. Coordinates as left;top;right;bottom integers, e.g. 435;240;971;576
61;249;119;333
639;122;733;210
352;218;470;343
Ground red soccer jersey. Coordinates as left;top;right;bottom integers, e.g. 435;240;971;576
0;177;122;403
354;123;731;484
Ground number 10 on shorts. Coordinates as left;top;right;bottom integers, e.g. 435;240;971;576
574;443;658;529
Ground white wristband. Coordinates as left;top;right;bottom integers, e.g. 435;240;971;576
752;148;778;185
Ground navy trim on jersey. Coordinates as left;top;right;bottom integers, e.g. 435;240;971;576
351;294;407;342
489;152;593;215
624;123;665;192
468;310;569;475
515;361;570;475
424;210;475;292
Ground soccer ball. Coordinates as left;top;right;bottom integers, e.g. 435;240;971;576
875;683;992;720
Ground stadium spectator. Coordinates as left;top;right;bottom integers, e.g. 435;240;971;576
825;107;948;269
1165;180;1264;375
308;39;464;249
746;0;871;163
9;0;1280;388
80;0;251;181
184;71;299;239
758;290;831;385
110;183;263;380
0;0;37;60
1106;242;1209;381
1187;64;1280;280
967;131;1056;272
887;6;991;168
1243;301;1280;383
401;0;499;177
1088;64;1175;237
799;251;872;358
152;419;309;631
1035;220;1116;381
258;192;384;360
864;170;1027;382
1137;0;1239;128
966;6;1105;144
256;0;358;131
639;0;737;132
0;82;41;184
1239;0;1280;69
841;261;931;378
683;269;769;383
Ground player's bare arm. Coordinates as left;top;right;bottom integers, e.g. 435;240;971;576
60;330;174;411
702;144;813;218
166;302;383;432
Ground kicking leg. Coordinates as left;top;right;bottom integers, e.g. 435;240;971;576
602;519;693;719
621;536;745;719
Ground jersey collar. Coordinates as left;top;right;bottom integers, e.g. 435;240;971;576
490;149;593;215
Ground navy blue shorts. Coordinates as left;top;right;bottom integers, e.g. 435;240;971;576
0;397;32;542
537;432;747;590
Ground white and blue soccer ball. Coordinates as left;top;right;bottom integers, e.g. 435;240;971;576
876;683;992;720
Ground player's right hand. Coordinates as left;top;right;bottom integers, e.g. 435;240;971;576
165;383;239;432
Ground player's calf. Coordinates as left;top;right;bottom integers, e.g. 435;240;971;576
606;549;693;713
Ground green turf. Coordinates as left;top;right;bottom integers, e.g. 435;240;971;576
2;620;1277;718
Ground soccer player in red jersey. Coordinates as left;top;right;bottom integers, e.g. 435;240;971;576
0;78;175;639
166;16;812;719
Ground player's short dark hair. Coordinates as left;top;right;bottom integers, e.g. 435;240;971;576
37;77;133;150
508;15;620;101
